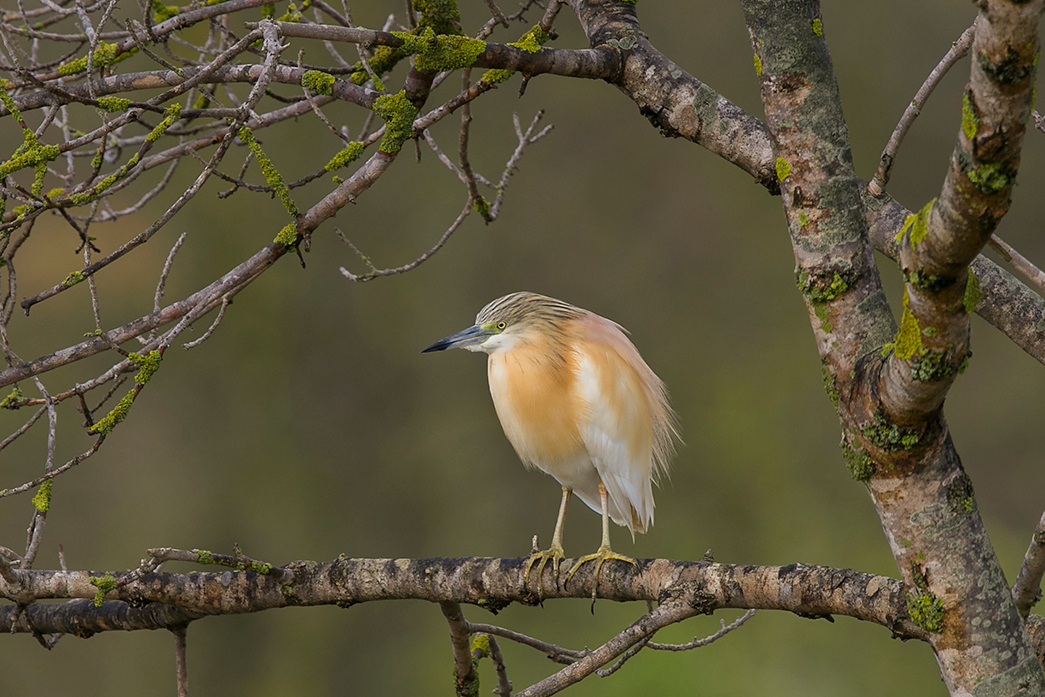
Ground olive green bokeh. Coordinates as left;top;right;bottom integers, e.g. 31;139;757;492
2;2;1045;695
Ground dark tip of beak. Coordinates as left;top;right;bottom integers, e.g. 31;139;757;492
421;339;451;353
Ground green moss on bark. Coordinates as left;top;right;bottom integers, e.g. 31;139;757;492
372;91;418;153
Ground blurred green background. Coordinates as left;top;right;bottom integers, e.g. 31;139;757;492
3;1;1045;695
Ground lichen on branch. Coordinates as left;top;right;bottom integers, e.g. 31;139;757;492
482;25;550;84
237;125;300;218
372;91;419;153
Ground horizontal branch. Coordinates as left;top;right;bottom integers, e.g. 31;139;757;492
5;0;273;87
0;556;927;640
2;598;204;637
4;27;614;119
3;64;377;115
259;20;620;81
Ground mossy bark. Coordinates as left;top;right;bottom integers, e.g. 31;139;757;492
562;0;1045;369
0;557;926;637
740;1;1045;695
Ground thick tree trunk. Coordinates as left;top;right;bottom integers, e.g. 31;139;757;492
738;1;1045;694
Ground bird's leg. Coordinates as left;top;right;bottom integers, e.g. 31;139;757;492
566;482;637;602
524;486;570;599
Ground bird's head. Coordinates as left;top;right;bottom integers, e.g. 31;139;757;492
421;292;583;355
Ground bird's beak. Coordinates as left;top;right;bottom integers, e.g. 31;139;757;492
421;324;492;353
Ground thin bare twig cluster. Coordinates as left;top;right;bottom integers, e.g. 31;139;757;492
0;0;577;690
0;2;561;539
442;598;756;696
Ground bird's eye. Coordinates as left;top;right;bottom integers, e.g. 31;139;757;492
496;321;506;331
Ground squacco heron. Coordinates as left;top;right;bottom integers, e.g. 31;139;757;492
423;292;678;597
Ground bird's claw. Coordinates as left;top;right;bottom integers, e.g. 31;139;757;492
524;544;565;600
566;545;637;603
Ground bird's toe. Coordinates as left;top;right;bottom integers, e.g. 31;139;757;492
524;545;566;599
566;546;637;602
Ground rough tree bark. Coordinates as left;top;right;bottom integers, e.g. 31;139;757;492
740;0;1044;694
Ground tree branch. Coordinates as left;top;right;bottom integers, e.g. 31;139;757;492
466;622;587;665
1013;510;1045;618
513;597;701;697
740;1;1045;694
988;234;1045;298
3;63;376;116
0;556;927;640
173;625;188;697
740;0;894;453
1;598;203;637
868;24;975;195
484;634;513;697
256;20;620;81
567;0;1045;368
440;601;479;697
882;5;1041;421
646;608;757;651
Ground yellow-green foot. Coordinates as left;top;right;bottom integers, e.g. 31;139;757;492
566;546;637;601
524;544;565;599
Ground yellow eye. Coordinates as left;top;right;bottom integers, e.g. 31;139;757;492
496;321;506;330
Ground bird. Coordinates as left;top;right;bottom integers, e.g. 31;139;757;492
422;292;679;598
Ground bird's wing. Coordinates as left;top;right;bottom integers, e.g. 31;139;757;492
573;317;656;535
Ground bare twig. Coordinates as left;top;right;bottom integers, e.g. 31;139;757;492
440;601;479;697
84;241;105;334
146;546;295;584
181;295;230;350
482;0;508;27
988;235;1045;298
591;605;758;679
422;129;467;182
468;622;589;665
489;111;552;219
1012;511;1045;617
21;377;57;569
486;634;513;697
647;609;757;650
94;159;181;223
1033;109;1045;134
338;201;471;281
0;545;23;563
595;603;658;678
867;24;974;195
0;406;47;453
514;598;701;697
0;437;105;500
154;231;189;314
0;551;20;584
539;0;566;33
173;626;189;697
458;68;491;223
594;636;650;677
